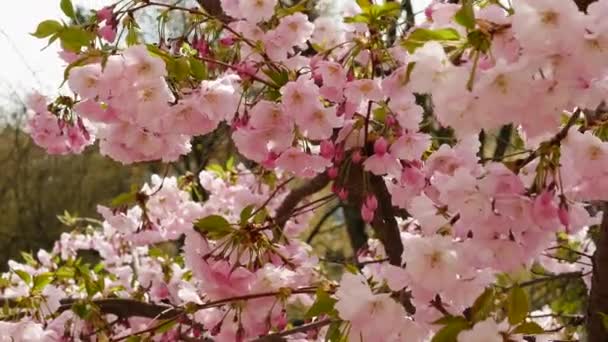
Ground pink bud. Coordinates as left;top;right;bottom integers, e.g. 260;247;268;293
374;137;389;156
328;166;339;179
351;150;362;164
361;205;375;223
338;188;349;201
365;194;378;211
220;37;235;46
334;145;345;163
98;25;117;43
558;206;570;227
386;115;397;126
262;152;279;169
320;141;335;159
424;5;434;21
235;62;256;81
97;6;113;22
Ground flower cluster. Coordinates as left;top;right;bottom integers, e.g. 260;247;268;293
18;0;608;340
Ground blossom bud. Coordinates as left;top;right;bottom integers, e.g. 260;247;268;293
220;36;236;46
338;188;349;201
361;205;375;223
320;141;335;159
373;137;388;156
328;166;339;179
351;149;362;164
365;194;378;211
558;206;570;227
98;25;117;43
97;6;113;22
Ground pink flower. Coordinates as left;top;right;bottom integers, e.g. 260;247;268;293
363;138;402;176
344;79;383;104
281;77;321;116
319;141;335;159
96;6;113;22
391;131;431;161
238;0;277;23
98;24;117;42
335;273;409;341
275;147;331;178
295;105;343;140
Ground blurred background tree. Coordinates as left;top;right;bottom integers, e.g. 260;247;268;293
0;104;152;269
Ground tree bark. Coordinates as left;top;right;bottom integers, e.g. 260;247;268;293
586;203;608;341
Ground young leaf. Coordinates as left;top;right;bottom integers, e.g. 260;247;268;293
512;321;544;335
14;270;32;285
32;20;63;38
507;286;529;325
194;215;233;239
401;28;461;53
470;287;495;322
61;0;76;20
431;318;470;342
454;0;475;30
33;273;54;292
306;288;338;319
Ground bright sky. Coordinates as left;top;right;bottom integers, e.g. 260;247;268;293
0;0;110;104
0;0;430;105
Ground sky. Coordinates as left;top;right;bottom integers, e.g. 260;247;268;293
0;0;110;104
0;0;429;106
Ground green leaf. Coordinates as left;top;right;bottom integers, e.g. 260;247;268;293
262;68;289;88
454;0;475;30
20;252;38;267
467;30;491;53
60;0;76;20
512;321;544;335
155;319;178;333
433;315;468;326
206;163;225;177
14;270;32;285
55;266;76;279
470;287;495;322
507;286;529;325
225;156;235;171
306;288;338;319
194;215;233;239
31;20;63;38
431;318;470;342
126;26;140;46
253;208;268;224
600;312;608;331
167;57;191;82
240;205;255;225
372;2;402;18
325;321;344;342
59;27;94;52
356;0;372;10
111;190;138;207
401;28;461;53
189;57;208;80
33;273;54;292
344;14;371;24
276;0;308;18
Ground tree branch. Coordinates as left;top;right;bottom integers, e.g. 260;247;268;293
369;175;404;266
252;319;335;342
586;202;608;342
274;173;330;228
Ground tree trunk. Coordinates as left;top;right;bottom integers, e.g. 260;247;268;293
586;203;608;341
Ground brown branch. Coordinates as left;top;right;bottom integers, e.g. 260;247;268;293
58;298;181;319
252;319;335;342
586;202;608;342
274;173;330;228
514;109;581;173
369;175;404;266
